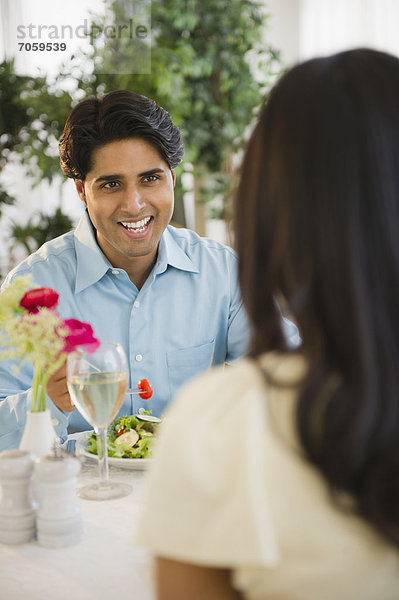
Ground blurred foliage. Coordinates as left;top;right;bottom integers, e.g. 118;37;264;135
10;207;74;255
0;56;74;261
0;59;42;161
0;59;40;214
59;0;281;218
84;0;280;170
0;59;73;186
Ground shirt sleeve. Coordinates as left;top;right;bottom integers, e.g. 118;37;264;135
136;362;280;569
226;299;251;363
224;255;301;362
282;316;301;349
225;252;251;363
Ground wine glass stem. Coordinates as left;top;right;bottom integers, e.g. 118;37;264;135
96;427;109;486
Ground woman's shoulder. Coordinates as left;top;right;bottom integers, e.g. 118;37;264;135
138;352;307;567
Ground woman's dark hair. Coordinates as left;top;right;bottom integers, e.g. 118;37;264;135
59;90;184;180
235;48;399;546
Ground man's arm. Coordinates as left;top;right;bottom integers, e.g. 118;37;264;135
226;276;301;361
226;299;251;363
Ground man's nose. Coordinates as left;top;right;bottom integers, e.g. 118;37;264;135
121;186;146;213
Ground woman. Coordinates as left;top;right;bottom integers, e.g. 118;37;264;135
136;48;399;599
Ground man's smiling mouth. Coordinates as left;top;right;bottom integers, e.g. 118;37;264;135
119;216;152;233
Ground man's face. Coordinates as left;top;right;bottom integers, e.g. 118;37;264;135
75;138;175;283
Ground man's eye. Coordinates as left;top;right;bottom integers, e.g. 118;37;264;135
143;175;160;183
102;181;119;189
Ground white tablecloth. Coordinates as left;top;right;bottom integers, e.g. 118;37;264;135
0;446;155;600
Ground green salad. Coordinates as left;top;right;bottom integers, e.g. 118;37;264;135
87;411;162;459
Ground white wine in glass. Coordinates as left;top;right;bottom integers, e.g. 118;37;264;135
67;342;132;500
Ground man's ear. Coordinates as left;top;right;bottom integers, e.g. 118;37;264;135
171;170;176;187
75;180;86;203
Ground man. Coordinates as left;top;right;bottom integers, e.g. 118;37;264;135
0;91;248;448
0;90;298;449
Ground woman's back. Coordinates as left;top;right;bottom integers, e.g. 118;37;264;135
138;354;399;599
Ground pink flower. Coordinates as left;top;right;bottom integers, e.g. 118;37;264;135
62;318;101;354
20;287;59;313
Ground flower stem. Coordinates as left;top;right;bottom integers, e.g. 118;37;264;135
38;353;67;412
32;363;42;413
39;379;47;412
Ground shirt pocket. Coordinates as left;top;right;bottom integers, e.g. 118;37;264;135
166;340;215;399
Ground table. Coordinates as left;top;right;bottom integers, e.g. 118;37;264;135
0;445;155;600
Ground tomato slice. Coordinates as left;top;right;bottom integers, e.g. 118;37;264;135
138;378;153;399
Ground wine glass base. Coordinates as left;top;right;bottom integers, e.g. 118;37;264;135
77;481;132;501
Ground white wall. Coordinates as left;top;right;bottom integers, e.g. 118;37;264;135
299;0;399;60
263;0;301;66
263;0;399;65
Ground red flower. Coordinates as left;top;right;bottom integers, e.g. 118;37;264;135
20;287;59;313
62;318;101;354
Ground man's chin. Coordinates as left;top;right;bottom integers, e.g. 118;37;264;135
121;242;158;260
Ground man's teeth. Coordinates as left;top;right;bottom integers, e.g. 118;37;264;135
121;217;151;232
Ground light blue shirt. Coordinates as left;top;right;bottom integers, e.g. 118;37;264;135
0;211;251;448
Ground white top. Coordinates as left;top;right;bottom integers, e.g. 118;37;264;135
137;353;399;599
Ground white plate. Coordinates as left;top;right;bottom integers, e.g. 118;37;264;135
74;431;153;470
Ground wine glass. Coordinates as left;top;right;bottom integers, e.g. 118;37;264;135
66;342;132;500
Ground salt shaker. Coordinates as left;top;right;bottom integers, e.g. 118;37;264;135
0;449;36;544
35;453;82;548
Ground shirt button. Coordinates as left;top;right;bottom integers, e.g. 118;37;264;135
112;270;119;275
134;300;140;308
51;418;59;426
135;354;143;362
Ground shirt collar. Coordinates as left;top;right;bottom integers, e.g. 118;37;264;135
154;226;199;275
74;216;199;293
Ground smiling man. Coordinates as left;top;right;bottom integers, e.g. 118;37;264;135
74;137;176;289
0;90;261;448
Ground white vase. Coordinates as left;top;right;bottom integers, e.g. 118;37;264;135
19;410;58;458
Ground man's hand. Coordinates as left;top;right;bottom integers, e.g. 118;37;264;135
46;363;76;412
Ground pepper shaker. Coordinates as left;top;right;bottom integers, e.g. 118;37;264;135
0;449;36;544
35;453;82;548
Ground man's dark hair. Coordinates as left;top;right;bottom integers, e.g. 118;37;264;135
59;90;184;180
